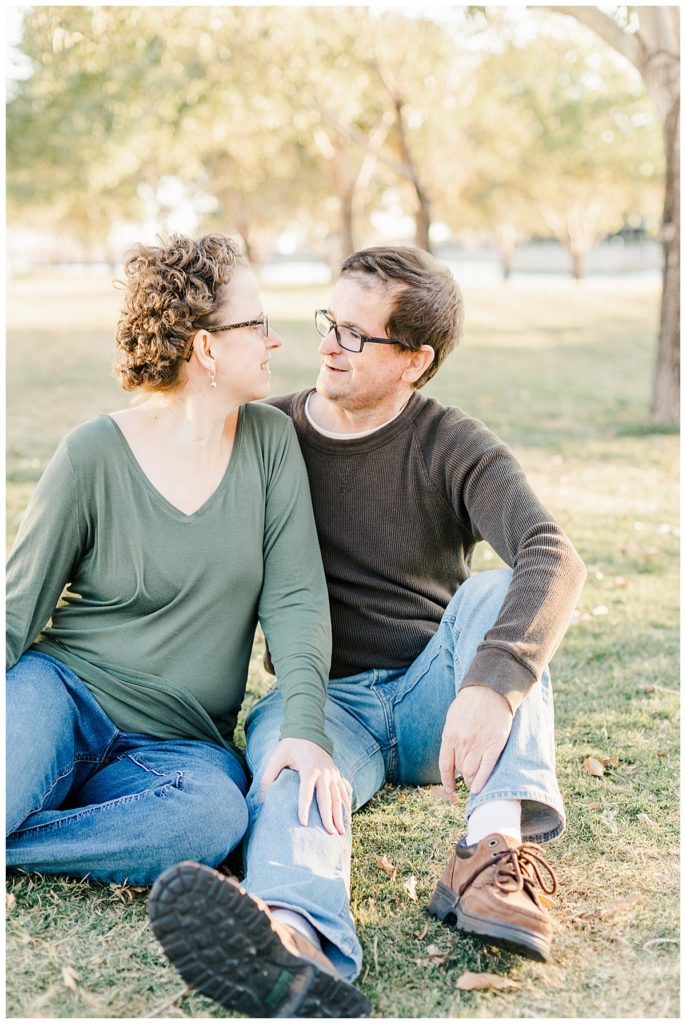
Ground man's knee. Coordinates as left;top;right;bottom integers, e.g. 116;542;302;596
450;569;513;617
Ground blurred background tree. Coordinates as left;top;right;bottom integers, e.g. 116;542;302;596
6;5;676;422
547;6;679;426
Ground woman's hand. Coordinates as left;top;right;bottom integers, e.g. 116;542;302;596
259;738;351;836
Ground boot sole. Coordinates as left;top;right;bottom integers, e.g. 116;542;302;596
148;861;371;1018
427;880;551;962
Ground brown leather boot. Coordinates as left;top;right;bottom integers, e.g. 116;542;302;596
149;861;371;1017
427;832;558;962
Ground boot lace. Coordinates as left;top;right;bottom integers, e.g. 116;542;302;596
460;842;558;901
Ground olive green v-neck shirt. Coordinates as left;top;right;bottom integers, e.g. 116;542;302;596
6;405;332;754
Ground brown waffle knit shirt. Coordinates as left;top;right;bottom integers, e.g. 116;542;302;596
267;389;586;713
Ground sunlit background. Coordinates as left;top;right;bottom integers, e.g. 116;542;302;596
5;8;680;1019
6;5;664;282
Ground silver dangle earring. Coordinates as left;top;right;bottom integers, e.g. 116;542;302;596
209;369;217;389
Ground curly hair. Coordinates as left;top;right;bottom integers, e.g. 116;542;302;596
114;234;244;392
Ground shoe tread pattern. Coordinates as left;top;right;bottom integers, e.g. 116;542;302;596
149;862;371;1017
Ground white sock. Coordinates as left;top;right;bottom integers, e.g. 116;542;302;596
466;799;522;846
270;907;322;949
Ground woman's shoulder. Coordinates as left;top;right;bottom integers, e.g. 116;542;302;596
242;401;294;441
59;414;121;464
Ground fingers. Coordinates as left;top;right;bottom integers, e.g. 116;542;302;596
314;776;336;834
460;748;482;791
439;737;457;793
298;771;350;837
331;780;349;836
298;770;318;828
341;778;352;819
259;750;284;800
469;745;502;795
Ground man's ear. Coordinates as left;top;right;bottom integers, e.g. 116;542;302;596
403;345;434;385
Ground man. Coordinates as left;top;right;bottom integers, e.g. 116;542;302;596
149;247;586;1016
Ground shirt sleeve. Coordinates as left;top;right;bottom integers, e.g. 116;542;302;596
6;437;86;669
443;417;587;712
257;419;333;754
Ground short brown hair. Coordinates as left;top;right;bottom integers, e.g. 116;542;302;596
340;246;464;388
114;234;244;392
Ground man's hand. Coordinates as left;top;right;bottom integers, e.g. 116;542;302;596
439;686;514;795
259;738;351;836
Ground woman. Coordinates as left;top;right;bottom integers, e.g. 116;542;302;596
6;234;348;885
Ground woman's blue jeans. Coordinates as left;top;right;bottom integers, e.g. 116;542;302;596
243;570;565;981
6;652;249;885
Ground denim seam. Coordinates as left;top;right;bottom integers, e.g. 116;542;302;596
9;754;114;835
9;772;185;837
120;752;174;777
347;744;382;781
391;643;444;709
370;678;397;780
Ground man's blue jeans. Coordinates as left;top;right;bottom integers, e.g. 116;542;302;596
6;652;249;885
243;570;565;981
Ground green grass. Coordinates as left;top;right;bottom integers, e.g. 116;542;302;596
5;271;679;1018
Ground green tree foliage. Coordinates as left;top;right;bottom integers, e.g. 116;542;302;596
461;21;663;278
7;4;664;278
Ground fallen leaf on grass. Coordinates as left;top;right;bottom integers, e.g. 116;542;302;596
656;751;666;758
457;971;520;991
108;882;133;903
601;757;619;767
376;855;397;881
6;892;17;912
429;785;457;804
637;813;658;828
417;944;449;967
587;802;602;810
599;895;641;919
583;757;605;777
414;924;429;940
62;966;79;992
404;875;418;901
538;893;555;909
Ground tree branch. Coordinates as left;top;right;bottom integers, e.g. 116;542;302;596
545;6;643;70
636;6;680;56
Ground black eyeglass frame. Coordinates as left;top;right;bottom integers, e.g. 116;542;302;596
184;315;269;361
314;309;406;353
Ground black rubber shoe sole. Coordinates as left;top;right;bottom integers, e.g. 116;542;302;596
427;880;551;962
149;861;371;1017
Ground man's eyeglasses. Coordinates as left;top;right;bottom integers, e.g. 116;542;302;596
314;309;405;354
184;315;269;361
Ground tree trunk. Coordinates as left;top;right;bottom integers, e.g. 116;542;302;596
414;185;432;252
339;185;356;263
651;94;680;424
546;6;680;425
570;247;584;281
495;223;517;281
